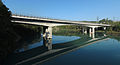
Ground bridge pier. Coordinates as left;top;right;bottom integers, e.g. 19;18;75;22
88;26;96;38
104;27;106;30
88;26;96;34
43;26;52;50
92;27;95;34
89;33;95;39
89;28;92;34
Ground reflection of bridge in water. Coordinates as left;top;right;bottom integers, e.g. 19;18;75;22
5;34;109;65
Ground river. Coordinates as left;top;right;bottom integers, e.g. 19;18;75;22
3;31;120;65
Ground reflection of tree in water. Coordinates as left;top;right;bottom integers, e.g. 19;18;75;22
15;32;41;53
0;27;42;65
53;29;82;36
0;39;18;64
0;28;41;64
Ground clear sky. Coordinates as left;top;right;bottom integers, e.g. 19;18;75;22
3;0;120;21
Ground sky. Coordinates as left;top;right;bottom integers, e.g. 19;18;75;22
3;0;120;21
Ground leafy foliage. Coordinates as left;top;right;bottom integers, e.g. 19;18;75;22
0;1;42;63
99;18;113;24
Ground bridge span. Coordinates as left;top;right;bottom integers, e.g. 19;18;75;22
11;15;110;50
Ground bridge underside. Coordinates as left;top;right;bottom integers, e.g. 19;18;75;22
12;20;108;50
12;21;69;27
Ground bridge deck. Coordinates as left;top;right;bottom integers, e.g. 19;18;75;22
12;15;110;27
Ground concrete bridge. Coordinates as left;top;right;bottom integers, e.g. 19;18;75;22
11;15;110;49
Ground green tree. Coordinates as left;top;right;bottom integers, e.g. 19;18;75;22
99;19;106;24
99;18;113;24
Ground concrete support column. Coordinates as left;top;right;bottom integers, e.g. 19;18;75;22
83;27;87;34
92;27;95;34
82;28;85;33
92;33;95;39
84;28;87;34
43;26;52;38
89;28;92;34
104;27;106;30
89;32;91;37
43;26;52;50
47;26;52;38
89;28;92;37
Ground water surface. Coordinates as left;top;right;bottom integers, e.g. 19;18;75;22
18;35;80;52
41;39;120;65
4;32;120;65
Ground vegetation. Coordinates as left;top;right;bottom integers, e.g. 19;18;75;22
53;25;82;33
98;18;120;32
99;18;113;24
0;1;17;63
0;1;42;64
52;18;120;38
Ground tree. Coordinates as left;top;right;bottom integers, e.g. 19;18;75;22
99;18;113;24
99;19;106;24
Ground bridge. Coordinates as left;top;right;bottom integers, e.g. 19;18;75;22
11;14;110;50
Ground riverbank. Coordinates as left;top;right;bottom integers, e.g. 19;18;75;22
96;30;120;35
53;26;82;36
0;1;42;64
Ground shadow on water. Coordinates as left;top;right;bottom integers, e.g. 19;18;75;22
0;30;42;65
14;34;41;53
3;31;109;65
